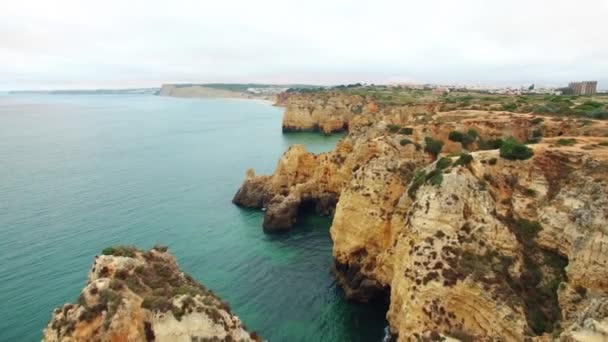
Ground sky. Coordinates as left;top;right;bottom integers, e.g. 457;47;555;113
1;0;608;90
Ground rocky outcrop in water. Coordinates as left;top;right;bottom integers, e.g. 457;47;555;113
43;246;259;342
235;90;608;340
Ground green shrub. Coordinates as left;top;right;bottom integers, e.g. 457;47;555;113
500;138;534;160
102;246;138;258
436;157;452;170
453;153;473;167
448;131;464;142
399;127;413;134
600;141;608;147
488;157;498;165
502;102;517;111
449;130;476;146
400;138;413;146
556;138;576;146
387;124;401;133
585;109;608;119
530;117;544;124
424;137;444;157
426;169;443;186
142;296;173;312
408;170;427;198
478;138;503;150
152;244;169;252
512;219;542;243
532;129;543;138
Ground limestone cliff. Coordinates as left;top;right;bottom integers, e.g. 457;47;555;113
43;246;259;342
234;90;608;341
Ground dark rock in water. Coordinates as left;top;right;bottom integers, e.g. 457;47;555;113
232;169;270;208
263;194;301;232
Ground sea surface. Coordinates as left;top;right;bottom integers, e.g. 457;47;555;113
0;94;387;341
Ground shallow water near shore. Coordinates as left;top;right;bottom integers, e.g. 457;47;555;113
0;94;387;341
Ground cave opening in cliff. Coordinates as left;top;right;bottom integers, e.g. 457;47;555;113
298;198;319;217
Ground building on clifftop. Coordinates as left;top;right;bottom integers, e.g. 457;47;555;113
568;81;598;95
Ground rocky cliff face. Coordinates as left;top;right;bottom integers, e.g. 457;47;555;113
234;91;608;341
43;246;259;342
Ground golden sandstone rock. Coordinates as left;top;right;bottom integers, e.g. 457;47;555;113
234;91;608;341
43;246;259;342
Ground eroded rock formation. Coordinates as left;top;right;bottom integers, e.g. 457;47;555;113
235;91;608;341
43;246;259;342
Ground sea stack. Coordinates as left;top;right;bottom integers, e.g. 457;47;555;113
43;246;259;342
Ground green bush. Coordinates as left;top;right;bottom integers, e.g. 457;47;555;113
500;138;534;160
488;157;498;165
424;137;444;157
502;102;517;111
600;141;608;147
436;157;452;170
556;138;576;146
478;138;503;150
512;219;542;243
426;169;443;186
399;127;413;134
530;117;544;124
448;131;464;142
387;124;401;133
400;138;413;146
453;153;473;167
449;130;476;146
152;244;169;252
102;246;138;258
585;109;608;119
408;170;427;198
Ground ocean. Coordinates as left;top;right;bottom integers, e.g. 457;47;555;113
0;94;387;341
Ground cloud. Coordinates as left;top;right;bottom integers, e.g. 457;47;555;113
1;0;607;90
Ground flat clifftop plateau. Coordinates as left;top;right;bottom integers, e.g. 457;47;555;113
234;88;608;341
43;246;259;342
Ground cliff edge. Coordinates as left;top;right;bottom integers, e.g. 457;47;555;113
234;89;608;341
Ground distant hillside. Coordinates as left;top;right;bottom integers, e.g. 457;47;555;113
9;88;159;95
169;83;319;92
159;83;320;100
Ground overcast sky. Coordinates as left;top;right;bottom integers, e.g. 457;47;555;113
2;0;607;90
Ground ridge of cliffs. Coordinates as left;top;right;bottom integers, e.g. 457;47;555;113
43;246;259;342
234;91;608;341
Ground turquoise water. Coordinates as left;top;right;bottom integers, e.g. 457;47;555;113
0;94;387;341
